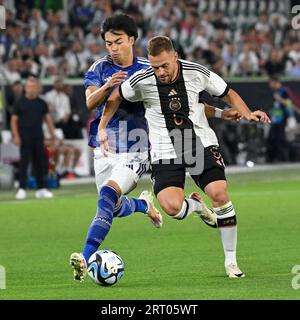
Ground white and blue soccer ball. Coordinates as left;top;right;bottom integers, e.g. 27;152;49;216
87;249;124;286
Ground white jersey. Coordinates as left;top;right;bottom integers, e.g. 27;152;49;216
120;59;228;163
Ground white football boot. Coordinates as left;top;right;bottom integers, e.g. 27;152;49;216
70;252;87;282
189;192;217;228
139;191;163;228
225;263;245;278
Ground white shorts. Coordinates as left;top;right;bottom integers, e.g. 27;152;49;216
93;148;149;194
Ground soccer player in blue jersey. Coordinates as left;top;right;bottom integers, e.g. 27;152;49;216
69;14;164;281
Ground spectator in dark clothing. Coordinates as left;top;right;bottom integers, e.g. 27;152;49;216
10;77;56;200
267;76;294;162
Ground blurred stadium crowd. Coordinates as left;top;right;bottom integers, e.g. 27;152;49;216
0;0;299;82
0;0;300;192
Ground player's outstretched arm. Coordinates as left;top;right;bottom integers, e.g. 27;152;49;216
204;103;242;121
98;87;123;155
222;88;271;123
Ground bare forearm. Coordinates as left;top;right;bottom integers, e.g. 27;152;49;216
204;103;242;120
86;84;110;110
10;116;20;138
99;95;122;130
222;89;251;117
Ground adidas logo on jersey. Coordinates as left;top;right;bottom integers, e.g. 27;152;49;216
168;89;178;97
168;89;181;112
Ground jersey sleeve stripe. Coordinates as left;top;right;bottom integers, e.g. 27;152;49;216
181;60;209;71
129;68;153;87
88;56;112;71
212;84;230;98
130;72;154;88
137;61;150;66
181;65;210;77
129;67;152;85
137;57;149;62
181;61;210;76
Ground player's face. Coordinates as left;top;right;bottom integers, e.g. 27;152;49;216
148;50;179;84
104;31;135;65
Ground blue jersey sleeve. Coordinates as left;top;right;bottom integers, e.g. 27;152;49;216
83;68;102;88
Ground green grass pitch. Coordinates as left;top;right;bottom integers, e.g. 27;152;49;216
0;168;300;300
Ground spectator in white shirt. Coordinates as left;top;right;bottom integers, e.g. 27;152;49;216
43;77;71;131
288;42;300;67
235;43;259;76
255;14;270;33
64;41;88;77
2;59;22;84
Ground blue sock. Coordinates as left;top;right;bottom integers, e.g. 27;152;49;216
131;198;148;214
113;196;148;217
82;185;119;263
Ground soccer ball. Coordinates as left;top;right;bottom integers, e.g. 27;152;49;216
87;249;124;286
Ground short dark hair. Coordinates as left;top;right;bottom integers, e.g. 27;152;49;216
100;13;138;41
147;36;175;56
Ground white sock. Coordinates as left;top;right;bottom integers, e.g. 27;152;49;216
213;201;237;267
173;198;203;220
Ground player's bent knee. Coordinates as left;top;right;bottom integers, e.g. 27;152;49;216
159;198;184;216
210;191;229;207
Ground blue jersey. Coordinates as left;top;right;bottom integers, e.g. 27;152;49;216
83;55;150;153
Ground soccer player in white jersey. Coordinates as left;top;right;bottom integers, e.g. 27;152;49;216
99;36;271;278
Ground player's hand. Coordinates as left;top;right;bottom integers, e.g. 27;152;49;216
245;111;271;123
106;71;128;88
98;128;110;156
222;108;243;121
